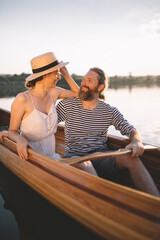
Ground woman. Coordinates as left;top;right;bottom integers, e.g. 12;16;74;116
0;52;79;160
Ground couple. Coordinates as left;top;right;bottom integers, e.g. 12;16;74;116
0;51;159;197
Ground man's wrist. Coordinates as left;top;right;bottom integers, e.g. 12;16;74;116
132;139;142;144
130;130;142;143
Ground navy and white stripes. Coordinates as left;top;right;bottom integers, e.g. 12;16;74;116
56;97;135;154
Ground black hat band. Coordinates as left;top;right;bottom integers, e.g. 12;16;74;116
32;60;59;73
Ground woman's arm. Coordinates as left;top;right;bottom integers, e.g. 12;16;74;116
8;93;32;160
56;66;79;99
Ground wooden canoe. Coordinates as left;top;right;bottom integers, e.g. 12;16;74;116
0;107;160;240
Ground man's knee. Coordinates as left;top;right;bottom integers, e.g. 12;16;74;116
76;161;98;176
76;161;92;170
116;155;141;169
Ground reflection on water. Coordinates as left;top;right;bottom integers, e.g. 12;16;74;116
1;86;159;145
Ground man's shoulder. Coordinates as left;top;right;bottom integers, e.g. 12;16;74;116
98;100;120;117
57;97;79;108
63;97;79;102
98;99;113;110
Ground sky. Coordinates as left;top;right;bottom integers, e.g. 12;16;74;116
0;0;160;76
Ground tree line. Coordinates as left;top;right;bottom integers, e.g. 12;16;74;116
0;73;160;97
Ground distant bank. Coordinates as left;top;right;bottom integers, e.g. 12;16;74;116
0;73;160;97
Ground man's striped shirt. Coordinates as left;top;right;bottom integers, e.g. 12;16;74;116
56;97;135;154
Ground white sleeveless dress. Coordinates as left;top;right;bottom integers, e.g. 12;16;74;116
20;92;60;159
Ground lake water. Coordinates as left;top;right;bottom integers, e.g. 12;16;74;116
1;86;160;145
0;86;160;239
105;86;160;146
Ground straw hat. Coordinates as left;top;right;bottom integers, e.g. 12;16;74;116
26;52;69;82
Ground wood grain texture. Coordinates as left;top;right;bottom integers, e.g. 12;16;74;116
0;142;160;239
0;108;160;240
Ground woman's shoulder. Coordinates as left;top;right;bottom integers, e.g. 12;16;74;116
14;91;29;104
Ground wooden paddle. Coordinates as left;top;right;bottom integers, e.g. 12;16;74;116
58;145;160;166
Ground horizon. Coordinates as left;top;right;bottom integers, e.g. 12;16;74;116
0;72;160;78
1;0;160;76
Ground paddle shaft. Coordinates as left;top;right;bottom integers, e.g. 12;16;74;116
58;149;130;166
58;145;160;166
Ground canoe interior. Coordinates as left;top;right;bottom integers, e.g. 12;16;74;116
0;162;103;240
0;108;10;127
0;107;160;191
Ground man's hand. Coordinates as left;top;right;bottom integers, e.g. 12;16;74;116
125;140;144;158
126;129;144;158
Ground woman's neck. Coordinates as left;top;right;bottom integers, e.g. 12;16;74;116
29;86;49;98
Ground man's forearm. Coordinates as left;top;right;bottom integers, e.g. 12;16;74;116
129;129;142;144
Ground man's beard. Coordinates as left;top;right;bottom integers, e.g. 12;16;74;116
78;86;98;100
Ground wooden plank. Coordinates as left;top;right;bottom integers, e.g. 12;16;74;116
1;138;160;216
0;143;160;239
1;138;160;214
0;163;103;240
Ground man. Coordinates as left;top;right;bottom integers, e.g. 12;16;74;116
56;67;160;197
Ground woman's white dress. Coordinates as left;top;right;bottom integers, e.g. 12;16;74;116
20;92;60;159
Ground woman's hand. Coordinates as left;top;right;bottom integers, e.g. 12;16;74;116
60;65;69;78
0;130;32;160
0;130;8;142
16;137;32;160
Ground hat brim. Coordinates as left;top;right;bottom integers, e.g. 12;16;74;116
26;61;69;82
